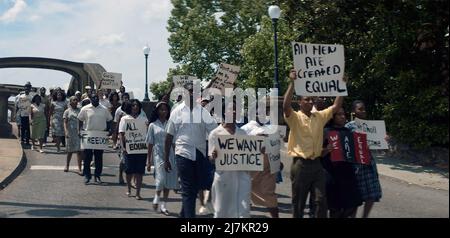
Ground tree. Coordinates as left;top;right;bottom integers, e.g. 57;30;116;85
240;15;293;93
272;0;449;148
166;0;449;148
167;0;273;81
149;65;188;100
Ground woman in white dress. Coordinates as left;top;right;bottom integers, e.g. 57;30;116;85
208;103;253;218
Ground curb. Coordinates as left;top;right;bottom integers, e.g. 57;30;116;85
0;145;27;191
279;147;448;191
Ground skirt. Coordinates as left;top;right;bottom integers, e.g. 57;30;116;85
31;118;46;139
154;154;179;191
250;156;278;208
66;132;81;153
125;154;147;175
354;159;382;202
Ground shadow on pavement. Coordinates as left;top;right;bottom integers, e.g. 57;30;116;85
251;201;292;215
375;154;449;178
26;209;81;217
0;201;147;213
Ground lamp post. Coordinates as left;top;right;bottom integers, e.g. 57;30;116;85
268;4;281;95
143;45;151;101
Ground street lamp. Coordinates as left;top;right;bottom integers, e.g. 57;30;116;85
268;4;281;95
143;45;151;101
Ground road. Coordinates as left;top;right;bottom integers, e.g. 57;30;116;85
0;144;448;218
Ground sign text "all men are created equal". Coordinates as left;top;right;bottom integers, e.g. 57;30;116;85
292;42;347;96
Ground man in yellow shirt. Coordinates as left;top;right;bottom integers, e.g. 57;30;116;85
283;69;344;218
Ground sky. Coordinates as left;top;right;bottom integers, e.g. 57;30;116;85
0;0;176;100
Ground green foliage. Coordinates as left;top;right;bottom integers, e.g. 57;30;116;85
149;81;171;101
165;0;449;148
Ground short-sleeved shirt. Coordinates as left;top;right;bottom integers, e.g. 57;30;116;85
118;114;148;133
114;106;147;123
284;107;333;159
16;93;34;117
77;104;113;131
99;99;112;110
166;102;218;161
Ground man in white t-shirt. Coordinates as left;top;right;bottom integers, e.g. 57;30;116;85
164;81;218;218
78;93;113;184
15;82;35;145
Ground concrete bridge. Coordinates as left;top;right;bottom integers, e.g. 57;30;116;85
0;84;28;137
0;57;109;137
0;57;108;95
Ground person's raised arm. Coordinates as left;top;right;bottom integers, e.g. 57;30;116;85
283;69;297;118
330;75;348;113
331;96;344;114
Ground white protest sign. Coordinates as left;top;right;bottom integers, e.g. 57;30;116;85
173;75;197;88
124;118;148;154
100;72;122;89
292;42;347;96
80;130;109;150
266;134;281;174
353;119;388;150
127;91;134;99
209;63;240;94
216;135;265;171
264;125;286;174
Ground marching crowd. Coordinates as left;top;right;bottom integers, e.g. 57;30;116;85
14;68;382;218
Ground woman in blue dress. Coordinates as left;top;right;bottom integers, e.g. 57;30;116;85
146;101;179;215
50;91;67;152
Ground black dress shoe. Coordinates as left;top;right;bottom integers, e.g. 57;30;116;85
84;178;90;184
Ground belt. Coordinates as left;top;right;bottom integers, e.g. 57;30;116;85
293;157;321;162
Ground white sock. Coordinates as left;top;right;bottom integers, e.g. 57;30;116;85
153;195;159;204
160;201;166;211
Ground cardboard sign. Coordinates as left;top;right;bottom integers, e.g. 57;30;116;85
353;119;388;150
326;129;370;165
100;72;122;89
216;135;265;171
173;75;197;88
266;133;281;174
292;42;347;96
353;132;370;165
208;63;240;94
81;130;109;150
123;118;148;154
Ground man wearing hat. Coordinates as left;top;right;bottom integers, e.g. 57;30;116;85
81;86;92;100
74;91;82;108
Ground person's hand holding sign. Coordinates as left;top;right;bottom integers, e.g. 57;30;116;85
261;146;266;154
321;143;334;157
210;150;218;161
288;68;297;82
